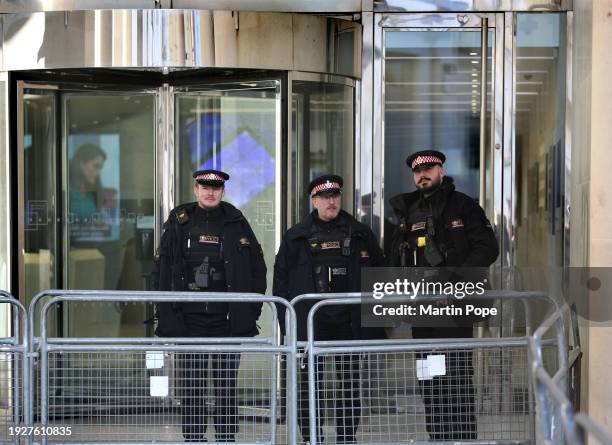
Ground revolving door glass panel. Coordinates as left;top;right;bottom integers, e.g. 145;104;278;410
174;82;281;419
175;81;281;297
21;89;58;314
382;27;494;250
291;79;355;224
64;93;156;337
20;87;157;337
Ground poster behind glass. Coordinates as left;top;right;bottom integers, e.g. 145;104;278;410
67;134;120;243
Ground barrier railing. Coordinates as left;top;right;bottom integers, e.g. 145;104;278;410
530;305;612;445
0;291;28;445
0;287;606;444
28;290;297;445
301;291;562;445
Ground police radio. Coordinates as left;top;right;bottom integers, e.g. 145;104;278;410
194;257;210;288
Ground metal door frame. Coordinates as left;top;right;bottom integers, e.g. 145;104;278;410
370;12;505;271
16;81;60;303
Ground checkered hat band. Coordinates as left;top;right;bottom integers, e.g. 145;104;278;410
411;155;442;169
196;173;224;182
311;181;341;196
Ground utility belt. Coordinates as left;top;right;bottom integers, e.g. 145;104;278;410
313;263;351;321
179;301;229;315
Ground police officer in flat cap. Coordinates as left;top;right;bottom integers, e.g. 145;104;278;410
388;150;498;440
156;169;266;443
273;174;385;444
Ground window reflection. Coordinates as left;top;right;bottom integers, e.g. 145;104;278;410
68;142;117;242
65;94;156;337
515;13;566;267
291;80;354;223
383;30;493;243
23;91;57;307
175;83;280;295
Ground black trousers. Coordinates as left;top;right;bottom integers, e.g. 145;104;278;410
179;313;240;443
299;316;360;444
412;326;476;441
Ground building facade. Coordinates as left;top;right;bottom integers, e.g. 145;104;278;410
0;0;609;433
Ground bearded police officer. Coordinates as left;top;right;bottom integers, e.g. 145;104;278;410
157;169;266;443
273;174;385;444
388;150;498;441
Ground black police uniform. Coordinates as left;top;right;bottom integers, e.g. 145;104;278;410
388;154;498;441
273;175;385;444
156;170;266;443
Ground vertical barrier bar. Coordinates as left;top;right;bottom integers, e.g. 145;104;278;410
306;307;318;445
11;297;21;427
0;292;27;445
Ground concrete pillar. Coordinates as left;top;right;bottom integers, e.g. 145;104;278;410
573;0;612;434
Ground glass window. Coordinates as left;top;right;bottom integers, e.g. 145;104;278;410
383;29;493;244
515;13;566;267
291;80;354;223
175;81;282;416
64;94;156;336
23;90;58;306
175;82;281;294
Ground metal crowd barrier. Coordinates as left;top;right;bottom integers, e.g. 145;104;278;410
27;290;297;445
0;287;606;445
298;291;563;445
0;292;28;445
530;305;612;445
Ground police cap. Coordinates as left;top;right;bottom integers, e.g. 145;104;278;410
405;150;446;172
193;169;230;187
308;174;343;197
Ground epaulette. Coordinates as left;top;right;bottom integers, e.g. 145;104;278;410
175;209;190;225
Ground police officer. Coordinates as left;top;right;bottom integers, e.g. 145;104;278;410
156;169;266;443
388;150;499;441
273;174;385;444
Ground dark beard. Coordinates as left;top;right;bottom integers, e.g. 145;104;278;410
417;179;442;195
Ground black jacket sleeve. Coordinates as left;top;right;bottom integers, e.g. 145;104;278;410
461;200;499;267
243;221;267;294
365;229;385;267
272;237;290;336
155;216;186;337
158;219;173;291
386;224;404;267
243;221;266;321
